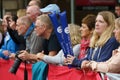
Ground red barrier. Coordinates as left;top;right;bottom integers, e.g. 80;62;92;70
0;59;102;80
0;59;32;80
48;64;102;80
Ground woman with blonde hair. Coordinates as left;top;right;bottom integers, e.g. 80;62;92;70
86;18;120;73
67;11;119;71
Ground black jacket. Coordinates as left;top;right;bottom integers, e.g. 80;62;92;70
7;27;26;50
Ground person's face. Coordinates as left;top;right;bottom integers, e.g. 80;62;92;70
115;6;120;17
80;23;92;39
2;20;7;32
26;6;37;22
2;15;9;32
95;15;108;35
26;7;34;20
34;20;45;37
16;20;28;35
26;7;41;22
113;24;120;42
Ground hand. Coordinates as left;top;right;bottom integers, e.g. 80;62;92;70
63;58;68;65
66;54;75;65
9;53;15;60
81;60;90;69
36;51;44;61
88;61;98;71
112;49;118;56
3;50;9;56
18;50;30;61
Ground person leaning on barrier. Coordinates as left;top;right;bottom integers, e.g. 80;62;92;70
66;11;119;69
17;14;61;80
18;14;61;61
36;24;81;65
84;18;120;73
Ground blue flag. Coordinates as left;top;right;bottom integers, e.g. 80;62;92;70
59;11;74;56
49;11;74;58
49;13;68;57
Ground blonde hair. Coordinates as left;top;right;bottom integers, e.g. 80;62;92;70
69;24;81;46
37;14;53;29
17;9;26;18
115;18;120;42
90;11;115;48
115;18;120;28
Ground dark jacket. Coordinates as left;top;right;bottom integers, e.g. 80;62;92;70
72;37;119;68
7;27;26;50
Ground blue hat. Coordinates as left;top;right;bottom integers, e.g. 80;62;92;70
40;4;60;14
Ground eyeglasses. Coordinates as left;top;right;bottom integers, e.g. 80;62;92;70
16;24;24;27
35;24;44;28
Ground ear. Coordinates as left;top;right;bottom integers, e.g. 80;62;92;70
22;24;28;30
43;24;46;31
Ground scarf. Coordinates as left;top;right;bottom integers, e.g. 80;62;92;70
78;39;90;59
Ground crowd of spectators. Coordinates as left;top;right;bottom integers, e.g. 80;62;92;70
0;0;120;80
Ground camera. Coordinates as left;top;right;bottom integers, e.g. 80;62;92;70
9;49;30;74
9;51;22;74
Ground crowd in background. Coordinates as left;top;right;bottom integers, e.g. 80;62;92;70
0;0;120;80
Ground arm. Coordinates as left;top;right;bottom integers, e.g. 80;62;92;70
18;50;38;61
7;28;26;50
37;50;64;64
0;33;2;44
73;44;80;58
90;51;120;73
40;44;80;65
7;27;25;44
7;39;18;53
69;47;91;67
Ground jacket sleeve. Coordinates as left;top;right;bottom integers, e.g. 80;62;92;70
43;50;64;64
96;37;119;62
72;47;91;68
72;57;88;68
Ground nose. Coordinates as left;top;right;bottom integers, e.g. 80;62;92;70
79;27;82;31
95;22;98;27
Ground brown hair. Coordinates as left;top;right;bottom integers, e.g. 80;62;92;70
82;14;96;30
